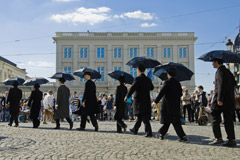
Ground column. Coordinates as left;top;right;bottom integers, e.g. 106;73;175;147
73;44;78;86
89;44;95;69
107;44;112;87
123;44;128;72
139;44;144;56
172;45;178;63
189;43;195;86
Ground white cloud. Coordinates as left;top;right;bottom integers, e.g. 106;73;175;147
19;61;55;68
118;10;154;20
53;0;79;2
51;7;111;25
141;23;157;27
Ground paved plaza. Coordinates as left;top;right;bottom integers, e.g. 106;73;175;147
0;121;240;160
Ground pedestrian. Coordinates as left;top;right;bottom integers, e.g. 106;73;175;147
191;90;199;122
209;58;236;147
28;83;43;128
125;87;133;121
106;95;114;121
114;76;128;133
6;81;22;127
79;72;99;131
154;68;187;142
43;90;55;124
0;91;9;122
181;88;192;122
54;78;73;130
125;64;154;137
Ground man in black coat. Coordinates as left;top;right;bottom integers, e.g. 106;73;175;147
79;72;99;131
209;58;236;147
154;68;187;142
55;78;73;130
6;81;22;127
125;64;154;137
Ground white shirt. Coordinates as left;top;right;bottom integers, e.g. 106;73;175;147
43;94;54;109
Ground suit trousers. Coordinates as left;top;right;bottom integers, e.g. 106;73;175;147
32;118;40;128
116;119;127;132
211;108;235;140
56;118;72;127
159;122;186;138
133;114;152;135
9;113;19;126
80;114;98;129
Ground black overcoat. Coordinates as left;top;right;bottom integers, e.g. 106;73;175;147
55;85;70;119
126;74;154;116
7;87;22;115
114;84;127;119
81;79;98;115
28;89;43;119
155;78;182;124
212;65;236;111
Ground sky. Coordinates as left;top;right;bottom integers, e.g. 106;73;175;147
0;0;240;93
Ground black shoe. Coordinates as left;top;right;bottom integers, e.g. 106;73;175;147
209;138;224;145
155;134;164;140
78;128;85;131
8;123;12;127
54;127;60;129
223;140;237;147
123;124;127;132
129;128;137;135
14;125;19;127
95;126;99;132
69;122;73;130
179;136;188;142
144;134;152;138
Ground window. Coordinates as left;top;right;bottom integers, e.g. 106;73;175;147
147;68;154;81
130;68;137;78
97;67;104;81
80;48;88;58
64;67;71;74
146;48;154;58
130;48;138;58
179;47;187;58
64;48;72;58
163;48;171;58
97;48;105;58
114;48;122;58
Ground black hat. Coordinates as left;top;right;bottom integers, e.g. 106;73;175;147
34;83;40;89
167;67;176;77
137;64;146;72
118;76;125;84
13;81;18;87
83;72;91;76
59;78;66;83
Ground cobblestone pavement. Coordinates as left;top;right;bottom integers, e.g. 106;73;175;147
0;120;240;160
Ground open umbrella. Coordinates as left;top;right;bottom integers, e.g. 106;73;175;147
50;72;75;81
3;77;25;85
198;50;240;63
126;56;161;68
108;71;134;84
23;77;49;86
74;68;101;79
154;62;194;82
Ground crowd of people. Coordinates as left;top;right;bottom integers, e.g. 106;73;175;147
0;58;239;147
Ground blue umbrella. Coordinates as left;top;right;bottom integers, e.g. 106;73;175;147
23;77;49;86
154;62;194;82
74;68;101;79
50;72;75;81
108;71;134;84
3;77;25;86
126;56;161;68
198;50;240;63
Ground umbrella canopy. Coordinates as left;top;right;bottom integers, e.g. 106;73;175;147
3;77;25;86
108;70;134;84
198;50;240;63
74;68;101;79
23;77;49;86
126;56;161;68
154;62;194;82
50;72;75;81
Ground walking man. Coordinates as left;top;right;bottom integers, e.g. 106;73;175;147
54;78;73;130
125;64;154;137
209;58;236;147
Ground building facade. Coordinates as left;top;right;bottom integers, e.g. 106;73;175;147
53;32;197;95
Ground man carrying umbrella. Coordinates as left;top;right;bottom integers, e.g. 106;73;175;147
209;58;236;147
55;78;73;130
79;72;99;131
125;64;154;137
6;81;22;127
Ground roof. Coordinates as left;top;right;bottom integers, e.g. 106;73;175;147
0;56;17;67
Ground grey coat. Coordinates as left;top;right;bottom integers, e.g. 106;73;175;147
55;85;70;119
